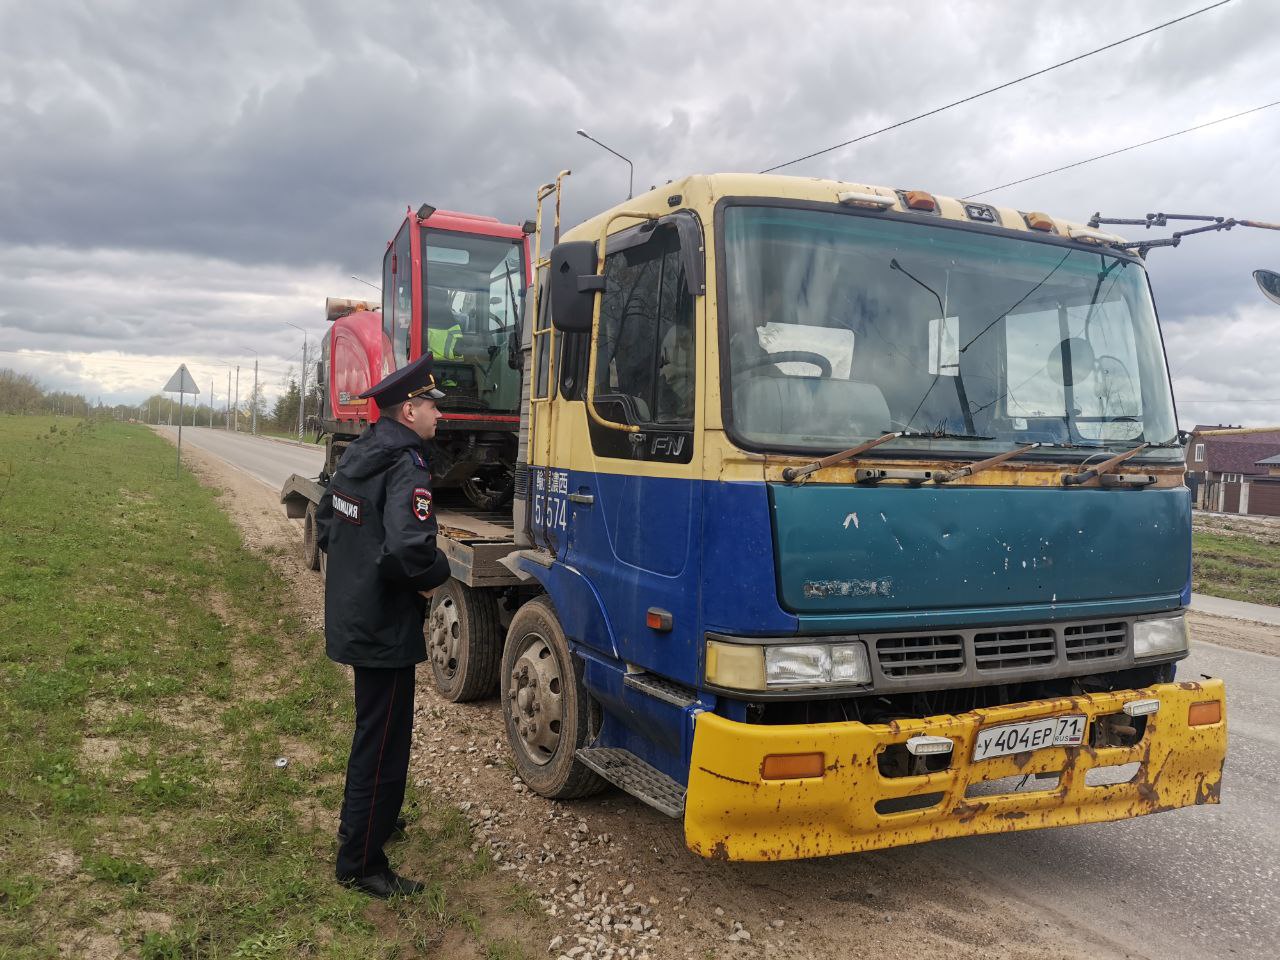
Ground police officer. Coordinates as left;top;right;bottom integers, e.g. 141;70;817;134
316;352;452;898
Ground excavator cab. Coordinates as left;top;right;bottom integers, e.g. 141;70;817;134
379;206;529;508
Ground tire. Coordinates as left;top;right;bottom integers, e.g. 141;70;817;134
426;580;501;702
500;596;605;799
302;504;321;571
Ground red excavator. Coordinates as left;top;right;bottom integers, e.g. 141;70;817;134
316;204;530;508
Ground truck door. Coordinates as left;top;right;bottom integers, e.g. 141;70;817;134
560;219;704;680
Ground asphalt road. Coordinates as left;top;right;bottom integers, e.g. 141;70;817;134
937;640;1277;960
173;425;1278;959
157;426;323;489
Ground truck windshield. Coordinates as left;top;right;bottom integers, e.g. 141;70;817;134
421;228;524;412
721;206;1180;460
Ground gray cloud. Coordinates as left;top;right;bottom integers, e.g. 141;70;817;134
1;0;1277;418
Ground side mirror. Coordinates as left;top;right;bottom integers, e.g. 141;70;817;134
549;241;603;333
1255;269;1280;307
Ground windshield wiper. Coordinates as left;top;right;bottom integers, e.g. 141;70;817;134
1062;442;1151;486
934;442;1042;484
783;432;903;482
783;431;1024;484
898;430;995;442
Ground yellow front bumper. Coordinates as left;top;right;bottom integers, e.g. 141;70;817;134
685;679;1226;861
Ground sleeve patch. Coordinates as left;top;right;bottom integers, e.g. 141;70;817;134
412;487;433;522
331;489;363;525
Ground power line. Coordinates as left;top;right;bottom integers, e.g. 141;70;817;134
963;99;1280;198
758;0;1235;174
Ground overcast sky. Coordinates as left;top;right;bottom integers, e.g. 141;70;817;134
1;0;1277;424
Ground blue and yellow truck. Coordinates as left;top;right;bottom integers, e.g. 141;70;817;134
284;172;1226;861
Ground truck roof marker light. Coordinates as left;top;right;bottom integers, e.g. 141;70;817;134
1025;211;1055;232
1122;698;1160;717
838;191;894;210
905;735;954;757
417;203;436;221
1068;226;1119;245
904;190;936;212
761;752;825;780
1188;700;1222;727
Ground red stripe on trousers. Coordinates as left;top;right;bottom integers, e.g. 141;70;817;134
361;671;398;875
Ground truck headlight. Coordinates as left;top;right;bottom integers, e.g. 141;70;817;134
1132;615;1189;660
765;645;830;685
706;639;871;690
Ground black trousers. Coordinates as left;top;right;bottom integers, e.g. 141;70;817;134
336;664;416;880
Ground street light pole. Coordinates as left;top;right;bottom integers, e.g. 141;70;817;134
283;321;308;440
576;128;634;199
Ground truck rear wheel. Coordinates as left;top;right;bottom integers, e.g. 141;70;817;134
427;580;501;702
302;504;321;571
500;597;605;799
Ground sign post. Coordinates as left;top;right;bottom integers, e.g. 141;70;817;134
163;364;201;479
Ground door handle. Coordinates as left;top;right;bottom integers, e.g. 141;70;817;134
568;492;594;505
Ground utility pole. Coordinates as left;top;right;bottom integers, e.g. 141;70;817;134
234;365;240;432
252;357;259;434
226;370;232;429
210;380;215;427
297;338;307;440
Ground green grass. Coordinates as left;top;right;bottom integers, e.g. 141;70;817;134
0;415;543;959
1193;529;1280;606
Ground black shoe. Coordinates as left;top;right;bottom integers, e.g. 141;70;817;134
339;868;425;899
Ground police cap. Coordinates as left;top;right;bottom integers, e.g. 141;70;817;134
359;351;446;406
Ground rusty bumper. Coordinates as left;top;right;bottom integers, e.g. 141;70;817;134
685;679;1226;862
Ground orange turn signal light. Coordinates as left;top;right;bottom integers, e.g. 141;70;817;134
904;190;936;212
645;608;673;632
1188;700;1222;727
760;752;825;780
1025;211;1055;232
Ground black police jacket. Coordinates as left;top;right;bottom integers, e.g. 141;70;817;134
315;417;452;668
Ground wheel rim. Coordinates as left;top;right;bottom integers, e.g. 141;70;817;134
428;594;461;683
507;631;563;766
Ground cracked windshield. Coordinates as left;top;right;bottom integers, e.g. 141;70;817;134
723;206;1180;460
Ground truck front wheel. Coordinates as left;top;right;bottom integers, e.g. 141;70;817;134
500;597;605;799
427;580;501;702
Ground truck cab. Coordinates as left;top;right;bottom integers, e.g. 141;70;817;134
505;174;1225;860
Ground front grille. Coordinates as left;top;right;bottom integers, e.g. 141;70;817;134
853;615;1148;692
876;635;964;678
973;628;1056;671
1064;621;1128;662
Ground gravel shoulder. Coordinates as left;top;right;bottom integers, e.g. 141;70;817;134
180;441;1152;960
1189;611;1279;657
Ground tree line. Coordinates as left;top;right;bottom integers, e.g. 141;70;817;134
0;367;322;435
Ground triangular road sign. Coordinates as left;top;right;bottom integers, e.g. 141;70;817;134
163;364;200;395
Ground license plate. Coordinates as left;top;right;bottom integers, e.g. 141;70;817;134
973;715;1086;762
